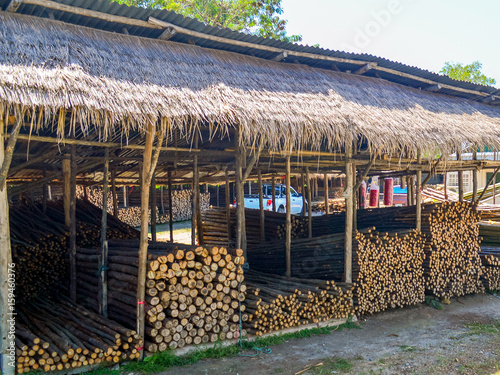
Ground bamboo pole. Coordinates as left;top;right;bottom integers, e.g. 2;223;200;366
111;168;118;219
285;156;292;278
99;148;110;316
472;149;478;204
42;167;47;213
160;186;165;215
123;185;128;207
63;155;71;227
0;111;15;375
306;167;312;238
344;143;353;284
258;168;265;241
225;169;231;246
352;162;357;232
69;145;77;303
324;173;329;215
151;174;157;242
195;159;204;247
416;150;422;231
235;129;243;250
301;173;306;216
168;170;174;243
216;184;220;207
478;167;500;202
271;173;276;212
191;156;197;246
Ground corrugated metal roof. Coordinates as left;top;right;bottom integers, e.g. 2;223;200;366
1;0;498;104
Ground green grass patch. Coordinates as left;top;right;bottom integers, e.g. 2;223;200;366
465;321;500;335
398;345;418;352
308;358;352;374
84;320;360;374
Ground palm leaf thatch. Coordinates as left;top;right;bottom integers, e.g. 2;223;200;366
1;12;500;155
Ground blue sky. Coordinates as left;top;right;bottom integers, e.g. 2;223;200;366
282;0;499;86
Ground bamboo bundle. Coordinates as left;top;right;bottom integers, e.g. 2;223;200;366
353;229;426;315
76;240;247;353
311;198;346;213
10;199;139;302
77;186;114;214
479;247;500;290
243;270;353;336
15;298;141;374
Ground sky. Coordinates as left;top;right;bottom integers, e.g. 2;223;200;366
281;0;500;87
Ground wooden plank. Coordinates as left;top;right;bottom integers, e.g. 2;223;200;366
258;168;265;241
99;148;109;316
285;156;291;278
168;170;174;243
344;143;353;284
69;145;77;302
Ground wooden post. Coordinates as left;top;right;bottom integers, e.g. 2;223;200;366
136;122;155;361
271;173;276;212
457;152;464;202
191;160;197;246
258;168;265;241
225;169;231;246
301;173;306;216
472;148;478;203
216;184;220;207
285;156;292;278
416;150;422;231
123;186;127;207
352;162;357;231
69;145;77;302
168;170;174;243
407;176;412;206
99;148;109;316
63;155;71;227
151;174;157;242
344;143;353;284
324;173;329;215
42;167;47;213
111;168;118;218
306;166;312;238
195;164;204;247
160;186;165;215
0;113;15;375
235;130;243;249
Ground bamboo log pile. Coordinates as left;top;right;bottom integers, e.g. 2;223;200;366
118;191;210;227
76;240;248;354
354;229;425;315
10;199;139;302
77;186;114;214
277;216;307;240
15;298;142;374
421;202;484;299
243;270;354;336
479;247;500;290
311;198;346;213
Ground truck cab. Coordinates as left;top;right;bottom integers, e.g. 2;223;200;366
240;184;305;214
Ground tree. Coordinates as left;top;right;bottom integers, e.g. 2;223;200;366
113;0;302;43
440;61;496;86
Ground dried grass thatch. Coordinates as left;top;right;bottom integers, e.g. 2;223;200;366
1;12;500;155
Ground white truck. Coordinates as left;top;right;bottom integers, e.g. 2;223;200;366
238;184;305;214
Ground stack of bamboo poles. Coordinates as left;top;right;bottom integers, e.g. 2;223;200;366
118;191;210;227
479;222;500;245
311;198;346;213
354;229;426;315
15;298;142;374
422;202;484;299
479;247;500;290
76;240;248;354
243;270;353;336
10;199;139;301
277;216;307;239
77;186;114;214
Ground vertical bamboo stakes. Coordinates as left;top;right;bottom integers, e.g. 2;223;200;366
416;150;422;232
285;156;292;278
271;173;276;212
225;169;231;246
136;122;154;361
151;174;157;242
111;168;118;219
168;170;174;243
473;148;478;204
258;168;265;241
0;111;15;375
306;167;312;238
69;145;77;303
63;155;71;227
344;143;353;284
99;148;110;316
324;173;329;215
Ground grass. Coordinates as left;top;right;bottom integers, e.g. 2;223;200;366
84;320;360;375
465;321;500;335
398;345;418;352
308;358;352;374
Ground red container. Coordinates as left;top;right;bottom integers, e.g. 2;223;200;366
383;178;394;206
369;182;379;207
360;181;367;208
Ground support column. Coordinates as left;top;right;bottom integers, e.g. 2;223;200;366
111;168;118;219
42;167;47;214
123;186;127;208
69;145;77;302
235;130;243;250
0;114;15;375
63;155;71;227
168;170;174;243
457;152;464;202
306;166;312;238
99;148;109;317
472;148;478;203
160;186;165;215
225;169;231;247
301;172;306;216
258;168;265;241
195;167;203;247
151;174;157;242
344;143;353;284
416;150;422;231
352;162;357;231
324;173;329;215
271;173;276;212
285;156;292;278
216;184;220;207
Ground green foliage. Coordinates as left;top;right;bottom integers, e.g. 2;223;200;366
440;61;496;86
112;0;302;43
465;321;500;335
425;295;443;310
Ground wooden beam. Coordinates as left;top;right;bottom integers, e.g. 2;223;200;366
0;118;22;189
0;109;15;375
272;51;287;62
5;0;23;12
158;27;177;41
258;168;265;241
353;62;376;75
69;145;77;302
285;156;291;278
344;143;353;284
99;148;109;317
168;170;174;243
423;84;442;92
415;150;422;232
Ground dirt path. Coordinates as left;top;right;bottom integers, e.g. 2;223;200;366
158;293;500;375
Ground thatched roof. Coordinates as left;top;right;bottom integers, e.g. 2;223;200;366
1;12;500;155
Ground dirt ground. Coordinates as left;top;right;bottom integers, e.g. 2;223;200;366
158;293;500;375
